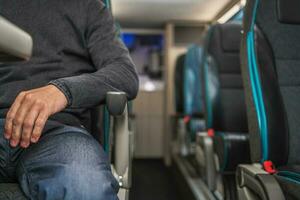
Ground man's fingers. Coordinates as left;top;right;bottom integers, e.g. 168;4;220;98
10;95;33;147
4;115;14;140
20;104;41;148
31;111;48;143
4;92;26;139
5;85;66;148
10;121;22;147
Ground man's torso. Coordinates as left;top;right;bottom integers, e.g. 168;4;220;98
0;0;98;129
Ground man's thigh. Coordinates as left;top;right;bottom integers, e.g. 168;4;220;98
16;122;119;200
0;119;21;182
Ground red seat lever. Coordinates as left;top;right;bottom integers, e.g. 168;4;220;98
183;116;191;124
207;129;215;137
263;160;277;174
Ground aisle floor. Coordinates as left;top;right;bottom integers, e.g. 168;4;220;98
129;159;183;200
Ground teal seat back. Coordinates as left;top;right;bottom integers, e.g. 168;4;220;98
183;45;204;117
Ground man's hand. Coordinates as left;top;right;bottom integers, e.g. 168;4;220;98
4;85;68;148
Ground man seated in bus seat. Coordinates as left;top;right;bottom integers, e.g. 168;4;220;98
0;0;138;199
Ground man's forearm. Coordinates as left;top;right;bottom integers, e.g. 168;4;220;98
49;59;139;108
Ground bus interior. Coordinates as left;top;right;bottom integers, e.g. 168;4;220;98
0;0;300;199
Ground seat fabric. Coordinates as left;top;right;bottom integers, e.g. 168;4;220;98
275;176;300;200
276;165;300;200
174;54;186;114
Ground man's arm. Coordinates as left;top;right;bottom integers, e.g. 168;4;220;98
49;0;139;108
4;0;139;148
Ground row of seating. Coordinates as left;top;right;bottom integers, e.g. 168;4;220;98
174;0;299;199
174;21;248;199
174;45;205;156
198;21;251;199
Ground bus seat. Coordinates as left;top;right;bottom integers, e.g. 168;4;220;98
237;0;300;199
183;45;206;140
174;54;186;115
174;45;206;156
196;22;250;199
174;54;190;155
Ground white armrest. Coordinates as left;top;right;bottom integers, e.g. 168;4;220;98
0;16;33;61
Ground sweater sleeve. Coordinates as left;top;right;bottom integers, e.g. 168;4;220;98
49;0;139;108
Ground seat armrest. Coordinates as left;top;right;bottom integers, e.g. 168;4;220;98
106;92;132;190
195;133;217;191
0;16;33;62
106;92;127;116
237;164;285;200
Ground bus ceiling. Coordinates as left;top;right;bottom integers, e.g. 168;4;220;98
111;0;244;28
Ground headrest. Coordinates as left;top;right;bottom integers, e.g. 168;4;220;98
277;0;300;24
219;22;242;52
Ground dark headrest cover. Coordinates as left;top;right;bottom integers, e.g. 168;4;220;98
220;23;242;52
278;0;300;24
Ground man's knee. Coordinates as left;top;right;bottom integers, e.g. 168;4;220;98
31;162;119;200
17;129;119;199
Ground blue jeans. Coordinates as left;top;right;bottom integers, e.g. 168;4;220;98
0;119;119;200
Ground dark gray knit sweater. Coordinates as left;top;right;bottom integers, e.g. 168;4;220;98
0;0;139;130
